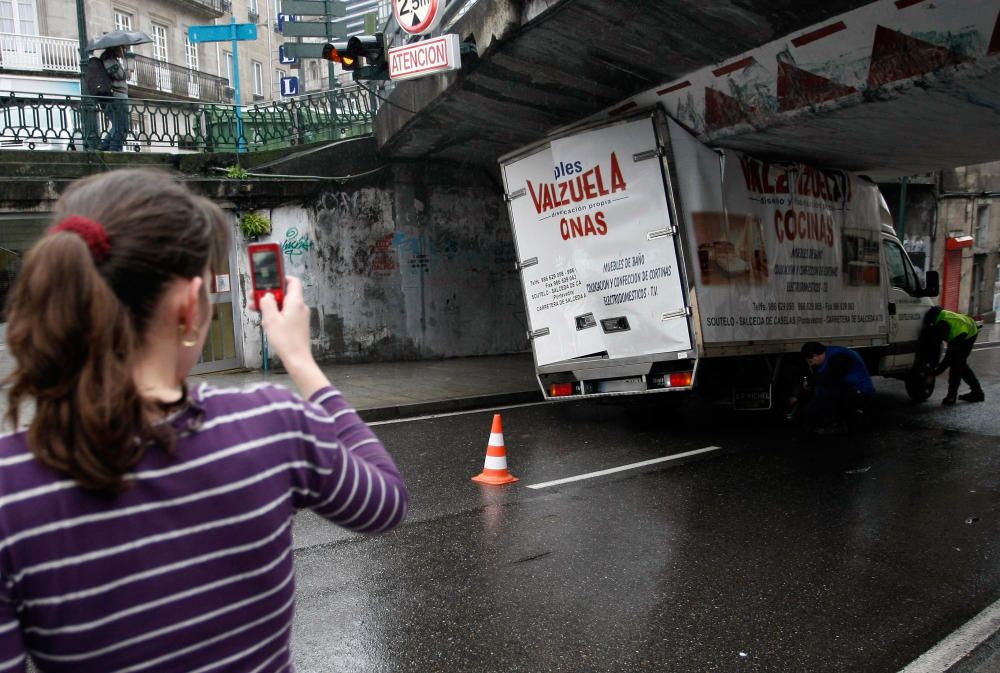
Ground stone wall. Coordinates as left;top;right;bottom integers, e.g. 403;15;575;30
233;163;527;367
0;145;530;372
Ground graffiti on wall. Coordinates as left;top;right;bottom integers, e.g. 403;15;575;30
319;191;363;219
371;233;399;274
282;227;314;259
365;230;515;277
313;189;517;286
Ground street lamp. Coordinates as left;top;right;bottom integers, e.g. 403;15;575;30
75;0;88;84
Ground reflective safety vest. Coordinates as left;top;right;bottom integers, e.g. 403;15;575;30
935;309;978;341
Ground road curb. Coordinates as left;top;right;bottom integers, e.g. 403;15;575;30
358;390;543;422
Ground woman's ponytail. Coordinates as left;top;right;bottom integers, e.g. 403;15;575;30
2;170;227;493
4;232;160;492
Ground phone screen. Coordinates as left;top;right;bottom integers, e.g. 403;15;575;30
252;250;281;290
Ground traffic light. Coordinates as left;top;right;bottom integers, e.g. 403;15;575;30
321;40;357;70
347;34;385;66
322;33;384;73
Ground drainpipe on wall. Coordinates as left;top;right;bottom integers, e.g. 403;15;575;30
75;0;87;85
265;0;274;97
896;176;908;240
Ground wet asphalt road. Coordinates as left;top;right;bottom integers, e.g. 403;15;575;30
290;347;1000;673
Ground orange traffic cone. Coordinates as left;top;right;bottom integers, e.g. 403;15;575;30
472;414;519;485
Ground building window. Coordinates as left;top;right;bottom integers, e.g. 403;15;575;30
224;51;232;85
274;68;283;95
252;61;263;96
0;0;37;35
185;35;200;97
151;23;170;91
185;36;199;71
113;9;132;33
975;204;990;248
247;0;258;21
0;0;38;35
152;23;168;61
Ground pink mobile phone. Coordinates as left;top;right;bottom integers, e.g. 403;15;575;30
248;243;285;310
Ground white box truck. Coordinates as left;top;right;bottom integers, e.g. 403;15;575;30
499;109;940;409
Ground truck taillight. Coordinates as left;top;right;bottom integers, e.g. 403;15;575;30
669;372;693;388
550;383;575;397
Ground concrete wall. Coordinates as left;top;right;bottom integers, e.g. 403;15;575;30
937;163;1000;320
0;146;529;372
882;166;1000;320
234;163;528;368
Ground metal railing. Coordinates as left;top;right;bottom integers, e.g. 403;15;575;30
128;54;233;104
178;0;227;15
0;85;376;153
0;33;78;74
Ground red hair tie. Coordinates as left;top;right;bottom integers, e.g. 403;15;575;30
51;215;111;263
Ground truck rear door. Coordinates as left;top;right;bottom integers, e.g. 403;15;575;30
501;116;692;369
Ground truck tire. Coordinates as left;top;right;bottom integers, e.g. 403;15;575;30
905;363;935;402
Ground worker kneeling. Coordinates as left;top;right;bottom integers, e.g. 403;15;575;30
800;341;876;436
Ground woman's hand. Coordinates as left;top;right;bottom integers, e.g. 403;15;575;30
256;276;331;398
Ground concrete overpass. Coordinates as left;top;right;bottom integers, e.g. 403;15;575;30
376;0;1000;178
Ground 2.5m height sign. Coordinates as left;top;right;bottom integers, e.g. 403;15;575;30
393;0;444;35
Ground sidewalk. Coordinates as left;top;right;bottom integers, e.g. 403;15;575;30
188;352;542;421
977;320;1000;345
189;320;1000;422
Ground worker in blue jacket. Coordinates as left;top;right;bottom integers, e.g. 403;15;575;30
800;341;876;434
924;306;984;405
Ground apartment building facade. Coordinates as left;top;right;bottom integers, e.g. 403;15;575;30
0;0;321;104
883;163;1000;322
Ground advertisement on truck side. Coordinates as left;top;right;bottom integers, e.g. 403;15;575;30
668;119;888;344
502;117;692;367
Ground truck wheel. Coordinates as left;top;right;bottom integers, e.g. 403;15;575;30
905;364;935;402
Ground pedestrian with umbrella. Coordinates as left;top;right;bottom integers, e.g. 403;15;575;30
85;31;151;151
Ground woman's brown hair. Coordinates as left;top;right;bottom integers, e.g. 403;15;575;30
3;169;229;493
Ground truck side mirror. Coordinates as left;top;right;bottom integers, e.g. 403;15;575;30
922;270;940;298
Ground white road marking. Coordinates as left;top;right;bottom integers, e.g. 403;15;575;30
897;596;1000;673
526;446;723;489
369;400;547;426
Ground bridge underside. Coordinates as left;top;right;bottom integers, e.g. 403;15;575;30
377;0;1000;179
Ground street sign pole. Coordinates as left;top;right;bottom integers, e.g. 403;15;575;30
279;0;347;91
326;0;337;90
229;17;245;152
188;20;258;153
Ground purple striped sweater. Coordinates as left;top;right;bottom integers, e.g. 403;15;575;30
0;383;407;672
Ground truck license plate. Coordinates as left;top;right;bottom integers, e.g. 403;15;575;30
733;386;771;411
597;377;645;393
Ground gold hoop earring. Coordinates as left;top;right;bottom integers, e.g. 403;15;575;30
178;325;199;348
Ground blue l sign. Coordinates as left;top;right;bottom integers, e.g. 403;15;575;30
280;76;299;97
278;44;298;65
277;13;295;31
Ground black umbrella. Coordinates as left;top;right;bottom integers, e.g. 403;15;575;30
86;30;153;53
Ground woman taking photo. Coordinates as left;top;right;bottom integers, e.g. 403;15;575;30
0;169;407;672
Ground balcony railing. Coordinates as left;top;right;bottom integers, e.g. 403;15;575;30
129;54;232;104
0;86;376;153
175;0;227;17
0;33;78;74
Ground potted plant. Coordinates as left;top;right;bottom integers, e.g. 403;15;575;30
239;211;271;239
226;165;250;179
